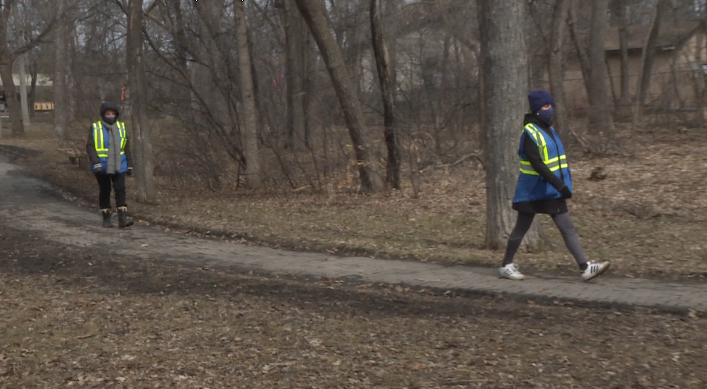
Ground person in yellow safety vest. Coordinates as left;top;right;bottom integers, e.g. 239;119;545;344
499;90;609;282
85;102;134;228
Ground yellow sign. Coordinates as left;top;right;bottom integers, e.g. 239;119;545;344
34;102;55;111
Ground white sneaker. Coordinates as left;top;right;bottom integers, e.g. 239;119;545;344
499;263;525;280
581;261;610;281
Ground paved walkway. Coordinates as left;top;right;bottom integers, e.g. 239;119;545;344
1;155;706;312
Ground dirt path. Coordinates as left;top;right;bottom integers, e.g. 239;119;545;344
1;155;706;312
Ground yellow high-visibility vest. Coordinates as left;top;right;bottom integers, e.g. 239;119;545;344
92;121;127;159
518;123;568;176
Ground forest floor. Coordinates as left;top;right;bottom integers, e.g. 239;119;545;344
1;223;706;388
1;119;706;387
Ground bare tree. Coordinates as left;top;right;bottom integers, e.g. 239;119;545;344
371;0;400;189
17;54;29;124
191;0;251;169
611;0;632;119
127;0;157;204
284;0;308;149
0;0;57;136
235;1;262;189
0;1;25;136
548;0;570;135
632;0;669;129
27;55;36;117
53;0;68;138
587;0;616;135
568;1;592;97
479;0;541;249
36;0;504;194
12;3;29;126
694;19;706;126
294;0;384;194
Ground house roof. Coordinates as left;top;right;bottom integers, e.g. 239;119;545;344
604;21;701;52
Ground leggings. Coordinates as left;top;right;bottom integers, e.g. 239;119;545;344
502;212;587;269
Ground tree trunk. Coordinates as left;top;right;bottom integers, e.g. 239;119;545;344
127;0;157;204
170;0;201;127
67;26;77;122
303;28;317;149
526;2;546;91
479;0;541;250
12;4;29;126
0;62;23;136
568;1;591;98
194;0;232;82
0;7;22;137
632;0;669;129
234;1;262;189
695;20;706;126
294;0;383;194
548;0;570;135
28;59;36;118
586;0;615;134
284;0;308;149
193;0;245;166
0;1;56;136
611;0;631;119
370;0;400;190
53;0;68;139
18;54;29;126
170;0;189;77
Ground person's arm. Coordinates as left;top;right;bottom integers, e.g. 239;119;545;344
123;131;133;168
85;125;100;166
523;134;565;190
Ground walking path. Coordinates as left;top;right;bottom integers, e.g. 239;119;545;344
1;155;705;311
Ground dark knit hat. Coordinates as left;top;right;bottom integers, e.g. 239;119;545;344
100;101;120;118
528;90;554;114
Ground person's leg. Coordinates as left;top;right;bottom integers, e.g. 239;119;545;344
96;174;112;210
551;212;588;270
96;174;113;227
111;173;126;207
501;212;536;266
552;212;610;280
112;173;133;228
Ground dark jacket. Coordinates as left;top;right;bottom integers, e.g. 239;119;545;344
512;114;568;215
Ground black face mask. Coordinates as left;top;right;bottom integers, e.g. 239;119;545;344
102;115;117;125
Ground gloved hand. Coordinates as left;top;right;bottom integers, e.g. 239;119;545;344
93;163;103;174
127;167;133;176
559;185;572;199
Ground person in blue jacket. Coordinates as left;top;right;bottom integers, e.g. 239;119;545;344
499;90;609;281
85;102;134;228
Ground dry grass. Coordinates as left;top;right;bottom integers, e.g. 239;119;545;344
2;121;706;279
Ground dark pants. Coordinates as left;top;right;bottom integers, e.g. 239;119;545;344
96;172;127;210
502;211;588;269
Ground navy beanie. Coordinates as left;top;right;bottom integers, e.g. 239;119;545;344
528;90;555;114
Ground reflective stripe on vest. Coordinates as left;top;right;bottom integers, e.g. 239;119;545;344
93;121;126;158
118;122;127;151
518;124;567;175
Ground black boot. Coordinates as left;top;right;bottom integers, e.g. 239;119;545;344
101;209;113;228
117;206;134;228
